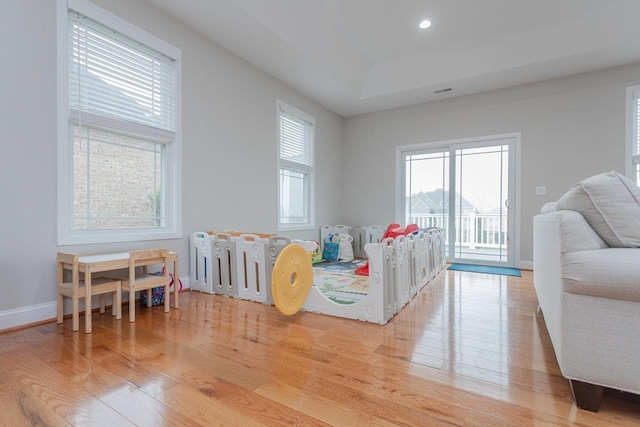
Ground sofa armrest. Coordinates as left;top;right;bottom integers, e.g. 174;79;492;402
533;210;608;371
533;212;566;365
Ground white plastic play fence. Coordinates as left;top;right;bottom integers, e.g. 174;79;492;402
189;232;213;294
189;226;445;325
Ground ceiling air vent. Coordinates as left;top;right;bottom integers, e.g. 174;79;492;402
434;88;453;94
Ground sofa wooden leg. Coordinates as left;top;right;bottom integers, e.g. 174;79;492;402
570;380;604;412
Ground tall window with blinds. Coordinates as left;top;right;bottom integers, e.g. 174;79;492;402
60;1;181;244
629;87;640;185
278;101;315;230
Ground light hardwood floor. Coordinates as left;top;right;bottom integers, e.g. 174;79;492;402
1;269;639;426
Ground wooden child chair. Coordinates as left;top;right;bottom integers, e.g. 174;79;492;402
57;252;122;332
120;248;170;322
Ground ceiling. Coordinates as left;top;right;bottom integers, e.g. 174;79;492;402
144;0;640;117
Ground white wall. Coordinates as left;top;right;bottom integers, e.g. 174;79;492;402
1;0;60;326
0;0;342;328
342;63;640;266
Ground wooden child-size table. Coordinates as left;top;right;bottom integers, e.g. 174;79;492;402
58;251;179;333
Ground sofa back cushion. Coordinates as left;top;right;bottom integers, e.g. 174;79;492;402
556;171;640;247
556;210;608;253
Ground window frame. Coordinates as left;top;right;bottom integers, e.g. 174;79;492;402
626;85;640;184
277;100;315;231
57;0;182;245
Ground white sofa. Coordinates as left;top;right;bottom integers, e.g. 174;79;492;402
533;171;640;411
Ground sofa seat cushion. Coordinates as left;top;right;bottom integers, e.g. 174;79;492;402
556;171;640;248
563;248;640;303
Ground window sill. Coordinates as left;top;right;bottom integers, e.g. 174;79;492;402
277;224;316;232
58;229;182;246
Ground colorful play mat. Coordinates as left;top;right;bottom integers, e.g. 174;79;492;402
312;260;370;305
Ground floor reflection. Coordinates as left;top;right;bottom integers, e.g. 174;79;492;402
390;269;560;398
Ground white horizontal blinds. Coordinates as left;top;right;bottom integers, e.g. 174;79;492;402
68;10;176;142
280;108;313;170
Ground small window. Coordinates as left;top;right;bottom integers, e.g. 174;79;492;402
58;0;181;244
278;101;315;230
627;86;640;185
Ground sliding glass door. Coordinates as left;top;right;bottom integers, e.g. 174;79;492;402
399;135;517;267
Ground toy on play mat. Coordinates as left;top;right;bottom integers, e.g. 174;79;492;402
338;233;354;261
354;223;419;276
322;234;340;261
310;240;323;263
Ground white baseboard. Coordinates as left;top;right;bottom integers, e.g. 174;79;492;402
0;276;190;332
0;301;58;331
177;276;191;291
518;260;533;270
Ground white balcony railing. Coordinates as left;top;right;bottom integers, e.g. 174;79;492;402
409;213;507;249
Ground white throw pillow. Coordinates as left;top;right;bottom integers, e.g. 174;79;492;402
556;171;640;247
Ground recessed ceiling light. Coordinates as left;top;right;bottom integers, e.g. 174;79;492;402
419;19;431;29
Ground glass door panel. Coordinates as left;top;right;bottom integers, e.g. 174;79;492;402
404;149;451;256
454;144;511;264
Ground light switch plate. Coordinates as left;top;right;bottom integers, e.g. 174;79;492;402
535;186;547;196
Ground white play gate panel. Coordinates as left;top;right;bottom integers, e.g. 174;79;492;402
190;232;213;294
